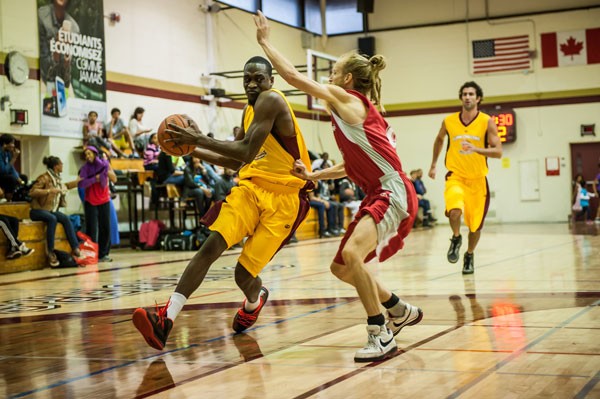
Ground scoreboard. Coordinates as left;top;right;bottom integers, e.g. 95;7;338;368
483;107;516;143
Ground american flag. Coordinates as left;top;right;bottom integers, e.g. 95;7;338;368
472;35;531;74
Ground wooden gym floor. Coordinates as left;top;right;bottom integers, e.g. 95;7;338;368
0;223;598;398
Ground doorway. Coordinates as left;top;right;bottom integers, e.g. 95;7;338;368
570;142;600;220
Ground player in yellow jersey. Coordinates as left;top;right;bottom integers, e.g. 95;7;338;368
132;56;313;350
429;81;502;274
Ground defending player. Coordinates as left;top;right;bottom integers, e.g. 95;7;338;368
254;11;423;362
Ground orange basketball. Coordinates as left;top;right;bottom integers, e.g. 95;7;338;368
157;114;194;156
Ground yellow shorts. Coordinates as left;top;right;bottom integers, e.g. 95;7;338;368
444;173;489;232
209;178;309;277
113;134;130;150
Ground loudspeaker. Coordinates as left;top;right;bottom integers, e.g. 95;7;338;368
210;88;226;97
358;37;376;58
357;0;374;13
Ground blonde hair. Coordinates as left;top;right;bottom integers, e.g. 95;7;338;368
340;51;386;113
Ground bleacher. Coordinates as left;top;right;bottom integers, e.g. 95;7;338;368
0;202;71;274
110;157;144;172
294;207;353;241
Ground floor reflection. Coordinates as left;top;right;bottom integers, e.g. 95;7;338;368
232;333;264;362
135;359;175;397
570;220;600;236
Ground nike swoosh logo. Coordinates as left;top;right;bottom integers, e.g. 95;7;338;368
392;316;409;327
380;337;394;347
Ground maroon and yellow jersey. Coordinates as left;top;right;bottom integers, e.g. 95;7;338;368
239;89;312;189
444;111;490;179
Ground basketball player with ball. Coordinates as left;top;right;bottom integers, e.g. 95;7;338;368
255;11;423;362
132;56;314;350
428;81;503;274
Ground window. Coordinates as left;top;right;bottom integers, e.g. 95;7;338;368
305;0;322;34
263;0;302;27
219;0;364;36
218;0;257;13
325;0;363;35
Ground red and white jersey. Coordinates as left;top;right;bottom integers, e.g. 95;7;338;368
330;90;404;195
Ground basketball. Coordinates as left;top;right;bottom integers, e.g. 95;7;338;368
157;114;194;156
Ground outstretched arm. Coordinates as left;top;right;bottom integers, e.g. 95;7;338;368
292;160;347;181
254;11;352;111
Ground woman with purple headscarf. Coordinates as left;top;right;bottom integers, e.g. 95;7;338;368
79;146;116;262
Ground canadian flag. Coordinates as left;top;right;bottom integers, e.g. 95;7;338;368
541;28;600;67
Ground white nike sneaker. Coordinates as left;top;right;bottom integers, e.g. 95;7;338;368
354;325;397;362
386;304;423;336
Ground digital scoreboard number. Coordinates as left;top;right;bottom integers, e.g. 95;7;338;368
483;107;516;144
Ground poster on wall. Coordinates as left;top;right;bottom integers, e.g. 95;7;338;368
38;0;106;138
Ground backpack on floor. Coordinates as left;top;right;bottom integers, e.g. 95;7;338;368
54;249;79;268
163;232;198;251
139;219;166;250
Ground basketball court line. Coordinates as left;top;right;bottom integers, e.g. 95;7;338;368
445;299;600;399
2;290;599;325
574;370;600;399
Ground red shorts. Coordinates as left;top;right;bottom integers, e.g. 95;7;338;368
334;173;417;264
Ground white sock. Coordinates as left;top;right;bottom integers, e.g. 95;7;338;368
244;297;261;312
166;292;187;321
389;300;408;318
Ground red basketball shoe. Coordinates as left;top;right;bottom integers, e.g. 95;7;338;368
232;287;269;333
132;302;173;350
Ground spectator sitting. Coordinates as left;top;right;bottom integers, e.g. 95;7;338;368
312;152;333;171
308;188;339;238
0;134;26;202
29;156;81;267
83;111;126;158
315;178;345;234
205;164;237;202
129;107;152;157
411;168;436;227
156;152;185;186
182;157;213;217
105;108;135;157
0;212;35;260
337;177;364;218
143;133;160;171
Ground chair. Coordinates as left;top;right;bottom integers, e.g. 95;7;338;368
167;184;200;231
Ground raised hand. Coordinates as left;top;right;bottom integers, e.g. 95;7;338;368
253;10;270;45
